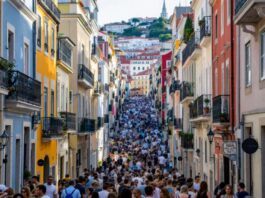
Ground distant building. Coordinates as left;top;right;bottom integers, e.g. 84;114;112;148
104;22;131;34
161;0;168;19
115;37;160;51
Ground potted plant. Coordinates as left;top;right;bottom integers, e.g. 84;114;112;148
219;113;227;122
199;18;205;26
204;98;210;114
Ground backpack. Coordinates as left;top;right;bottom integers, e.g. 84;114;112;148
65;188;76;198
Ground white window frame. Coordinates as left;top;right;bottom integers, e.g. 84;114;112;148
36;14;42;50
261;30;265;80
245;42;251;87
7;23;15;63
222;63;225;94
227;0;231;25
44;20;49;55
23;37;30;75
221;0;224;36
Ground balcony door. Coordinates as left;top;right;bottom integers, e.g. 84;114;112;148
8;30;14;62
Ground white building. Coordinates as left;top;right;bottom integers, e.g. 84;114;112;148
104;22;131;34
115;37;160;51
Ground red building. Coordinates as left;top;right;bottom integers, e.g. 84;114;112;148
211;0;237;186
161;51;172;124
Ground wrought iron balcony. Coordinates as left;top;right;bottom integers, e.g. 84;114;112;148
104;83;109;93
78;118;97;133
212;95;230;124
42;117;64;139
78;64;94;88
94;82;103;96
167;108;174;124
181;133;194;149
190;94;211;121
7;70;41;111
182;33;200;66
174;118;182;130
180;82;194;103
97;117;104;128
234;0;265;24
38;0;60;23
104;114;109;123
200;16;211;44
60;112;76;131
57;38;73;69
170;80;180;94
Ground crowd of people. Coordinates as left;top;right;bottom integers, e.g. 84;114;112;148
0;96;250;198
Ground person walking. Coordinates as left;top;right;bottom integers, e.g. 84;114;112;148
236;183;249;198
61;180;81;198
221;185;235;198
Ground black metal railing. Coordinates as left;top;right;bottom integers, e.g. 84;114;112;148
58;39;72;67
94;82;103;94
235;0;248;14
78;64;94;86
42;117;64;138
108;104;112;111
38;0;60;21
200;16;211;41
60;112;76;131
104;83;109;92
97;117;104;128
190;94;211;119
181;134;194;149
173;80;180;91
7;70;41;106
79;118;97;133
180;82;194;102
167;108;174;122
212;95;230;123
104;114;109;123
174;118;182;129
182;33;200;65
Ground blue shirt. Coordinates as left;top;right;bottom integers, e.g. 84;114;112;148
61;186;81;198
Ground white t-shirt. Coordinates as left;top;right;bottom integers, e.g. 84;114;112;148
44;183;57;198
158;156;166;165
98;190;109;198
193;182;200;191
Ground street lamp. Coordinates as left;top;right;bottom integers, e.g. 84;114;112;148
0;130;9;185
207;128;214;145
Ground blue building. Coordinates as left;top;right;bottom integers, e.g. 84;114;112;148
1;0;41;191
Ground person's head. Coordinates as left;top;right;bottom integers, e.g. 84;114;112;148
108;192;118;198
13;193;24;198
68;180;75;186
35;185;46;196
195;176;200;183
160;188;170;198
238;182;246;192
132;189;142;198
199;181;208;192
225;185;233;195
219;182;226;189
118;188;132;198
47;176;53;185
21;187;30;198
180;185;188;194
78;176;86;185
145;185;153;196
65;174;70;178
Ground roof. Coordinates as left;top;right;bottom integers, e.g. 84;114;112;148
134;68;152;76
120;56;130;64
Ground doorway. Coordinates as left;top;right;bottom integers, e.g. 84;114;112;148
43;155;49;182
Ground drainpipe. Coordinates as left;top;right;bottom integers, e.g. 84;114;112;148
32;1;36;79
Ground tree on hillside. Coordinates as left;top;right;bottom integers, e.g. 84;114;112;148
159;34;171;42
123;27;143;37
183;17;194;43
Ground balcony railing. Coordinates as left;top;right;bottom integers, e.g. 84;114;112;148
108;103;112;111
78;64;94;87
38;0;60;22
94;82;103;95
58;39;72;68
60;112;76;131
174;118;182;129
42;117;64;138
104;83;109;92
7;70;41;106
190;94;211;119
200;16;211;41
78;118;97;133
167;108;174;123
180;82;194;102
235;0;247;14
104;114;109;123
182;33;200;65
181;133;194;149
97;117;104;128
212;95;230;123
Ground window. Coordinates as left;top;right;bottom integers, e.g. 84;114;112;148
221;0;224;35
225;60;230;94
227;0;231;24
51;28;55;56
81;44;85;64
138;67;140;70
24;43;29;75
69;90;73;112
245;42;251;86
222;63;225;94
205;141;208;163
261;31;265;79
8;30;14;62
44;87;48;117
142;67;144;70
215;14;218;39
215;68;218;96
37;15;41;48
44;21;48;53
51;90;54;116
133;67;136;70
61;84;65;111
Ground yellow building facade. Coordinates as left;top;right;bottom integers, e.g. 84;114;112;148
35;0;60;182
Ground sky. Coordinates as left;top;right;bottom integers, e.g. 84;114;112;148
97;0;190;26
